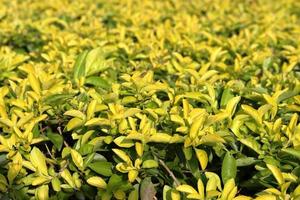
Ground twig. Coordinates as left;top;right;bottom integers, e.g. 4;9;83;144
45;143;56;160
158;159;180;187
57;126;69;147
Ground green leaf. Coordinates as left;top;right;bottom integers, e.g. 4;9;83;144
85;76;111;89
88;161;113;177
282;148;300;160
43;93;74;105
46;130;63;151
78;144;94;156
142;160;159;168
236;157;258;167
73;50;88;81
221;88;234;108
85;48;112;76
221;152;237;184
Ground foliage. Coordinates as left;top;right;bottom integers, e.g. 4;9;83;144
0;0;300;199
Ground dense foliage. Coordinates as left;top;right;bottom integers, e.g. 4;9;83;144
0;0;300;199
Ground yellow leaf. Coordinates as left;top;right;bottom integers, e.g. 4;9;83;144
221;178;235;200
171;115;186;126
112;149;131;163
241;105;261;125
36;185;49;200
266;164;284;185
227;186;237;200
233;195;252;200
30;147;48;176
189;115;206;139
176;184;198;194
255;194;276;200
197;179;205;199
135;142;144;157
171;190;181;200
64;110;86;120
85;118;111;126
114;136;135;148
205;172;222;191
70;149;84;170
22;160;36;172
149;133;173;143
128;169;138;182
0;118;14;127
0;105;8;119
28;73;41;94
61;169;75;188
87;176;107;189
225;96;241;118
87;99;97;120
51;177;61;192
32;176;50;186
66;117;84;131
195;149;208;170
123;108;141;118
200;134;226;145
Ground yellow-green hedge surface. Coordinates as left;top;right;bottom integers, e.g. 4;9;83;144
0;0;300;199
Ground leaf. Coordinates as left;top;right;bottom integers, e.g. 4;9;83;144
51;177;61;192
240;138;263;154
112;149;131;163
114;136;135;148
46;131;63;151
266;164;284;185
221;178;235;200
66;117;84;131
176;184;198;194
73;50;88;81
36;185;49;200
140;177;156;200
61;169;75;188
241;105;261;125
195;149;208;170
70;149;84;170
221;152;237;184
43;93;74;105
225;96;241;118
142;160;159;168
205;172;222;191
87;176;107;189
85;48;111;76
236;157;258;167
128;184;139;200
86;100;97;120
28;73;41;94
64;110;86;120
148;133;173;143
163;185;172;200
281;148;300;160
221;88;234;108
88;161;112;176
32;176;50;186
197;179;205;199
30;147;48;176
85;76;111;89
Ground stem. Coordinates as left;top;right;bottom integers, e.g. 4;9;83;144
57;126;69;147
45;144;55;159
158;159;180;187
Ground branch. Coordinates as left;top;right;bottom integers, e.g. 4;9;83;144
158;159;180;187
